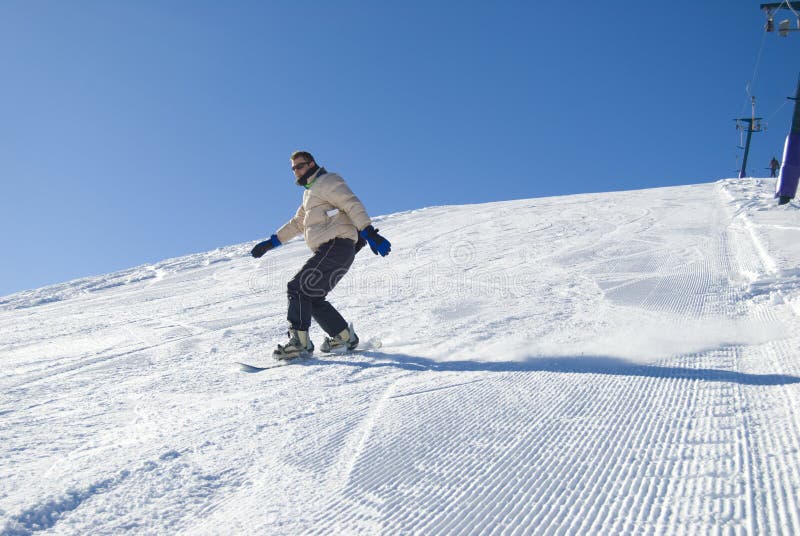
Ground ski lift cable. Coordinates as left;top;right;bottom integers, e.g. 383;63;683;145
740;30;768;118
766;98;790;122
782;0;800;19
750;30;768;89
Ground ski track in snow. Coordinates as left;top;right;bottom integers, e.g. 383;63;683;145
2;179;800;534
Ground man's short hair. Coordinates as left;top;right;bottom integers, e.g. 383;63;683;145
290;151;315;163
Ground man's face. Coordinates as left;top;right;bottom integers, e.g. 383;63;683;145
291;158;313;180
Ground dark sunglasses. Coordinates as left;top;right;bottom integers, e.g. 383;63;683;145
292;161;311;171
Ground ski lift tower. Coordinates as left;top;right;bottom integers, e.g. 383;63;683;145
735;97;764;179
762;2;800;36
762;2;800;203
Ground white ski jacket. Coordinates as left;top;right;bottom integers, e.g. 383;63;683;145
276;169;372;252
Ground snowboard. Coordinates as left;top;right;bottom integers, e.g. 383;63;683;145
234;337;382;373
235;356;310;372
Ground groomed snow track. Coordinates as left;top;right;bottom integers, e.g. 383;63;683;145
2;179;800;534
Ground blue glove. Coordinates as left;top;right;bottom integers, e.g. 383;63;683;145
251;234;281;258
359;225;391;257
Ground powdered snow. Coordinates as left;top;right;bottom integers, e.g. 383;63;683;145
2;178;800;534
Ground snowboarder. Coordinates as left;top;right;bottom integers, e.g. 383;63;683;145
250;151;391;359
770;157;780;178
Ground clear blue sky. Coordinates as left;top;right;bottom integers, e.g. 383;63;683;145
1;1;799;296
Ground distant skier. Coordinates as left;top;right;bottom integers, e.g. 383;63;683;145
770;157;780;178
250;151;391;359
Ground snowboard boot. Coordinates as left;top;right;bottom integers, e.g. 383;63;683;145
320;323;359;353
273;329;314;360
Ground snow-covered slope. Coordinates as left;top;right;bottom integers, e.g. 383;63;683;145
2;179;800;534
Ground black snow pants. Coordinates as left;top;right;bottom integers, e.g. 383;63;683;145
287;238;356;335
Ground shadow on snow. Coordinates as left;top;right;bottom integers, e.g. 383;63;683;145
310;351;800;386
